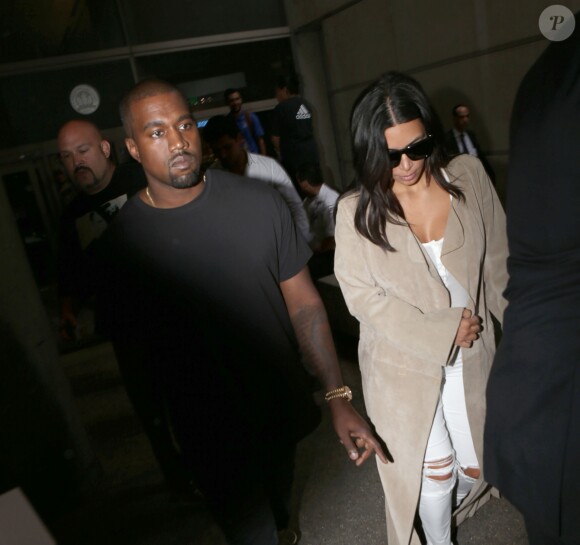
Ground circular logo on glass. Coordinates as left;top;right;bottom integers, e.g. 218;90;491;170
538;5;575;41
70;84;100;115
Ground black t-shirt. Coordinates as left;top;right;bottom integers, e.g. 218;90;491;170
57;161;146;301
102;169;319;454
271;96;318;172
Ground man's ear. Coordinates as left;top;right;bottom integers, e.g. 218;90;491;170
100;139;112;159
125;138;141;163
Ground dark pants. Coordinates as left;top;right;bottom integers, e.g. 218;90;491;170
182;436;297;545
526;518;580;545
112;341;189;491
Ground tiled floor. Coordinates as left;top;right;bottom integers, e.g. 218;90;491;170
47;333;528;545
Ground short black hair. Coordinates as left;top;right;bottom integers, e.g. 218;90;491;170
120;78;183;137
296;163;323;187
275;74;299;95
203;114;239;143
452;104;468;116
224;88;241;101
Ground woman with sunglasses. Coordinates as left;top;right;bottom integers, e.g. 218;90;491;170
334;72;508;545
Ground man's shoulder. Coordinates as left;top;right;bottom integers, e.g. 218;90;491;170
207;167;271;194
100;194;142;241
321;184;340;199
206;169;289;217
277;97;300;113
61;192;91;221
247;152;276;169
112;162;147;192
247;153;292;183
444;130;459;153
466;129;480;145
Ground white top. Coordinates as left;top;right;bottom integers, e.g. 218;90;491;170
422;237;469;309
245;153;311;242
422;237;469;365
303;183;340;250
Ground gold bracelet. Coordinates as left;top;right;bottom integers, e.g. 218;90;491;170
324;385;352;402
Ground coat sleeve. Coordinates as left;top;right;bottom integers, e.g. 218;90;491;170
334;199;464;366
472;159;509;325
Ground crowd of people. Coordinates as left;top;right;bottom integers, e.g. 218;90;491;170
53;24;579;545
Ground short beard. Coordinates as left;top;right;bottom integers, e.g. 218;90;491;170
74;168;101;192
169;169;201;189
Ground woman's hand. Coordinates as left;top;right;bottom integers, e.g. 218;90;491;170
454;308;482;348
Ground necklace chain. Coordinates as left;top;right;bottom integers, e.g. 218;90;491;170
144;175;206;208
145;186;155;207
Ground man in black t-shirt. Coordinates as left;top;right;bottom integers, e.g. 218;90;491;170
111;79;387;545
271;74;319;186
56;121;146;336
56;120;193;500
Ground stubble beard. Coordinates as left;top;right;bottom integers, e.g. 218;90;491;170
169;169;201;189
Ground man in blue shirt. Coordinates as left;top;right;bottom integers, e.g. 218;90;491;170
225;88;267;155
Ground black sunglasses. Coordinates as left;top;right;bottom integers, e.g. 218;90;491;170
387;136;434;167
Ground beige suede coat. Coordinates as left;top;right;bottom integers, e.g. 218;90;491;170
334;156;508;545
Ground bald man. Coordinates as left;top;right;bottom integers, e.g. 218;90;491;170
56;119;145;340
56;120;197;500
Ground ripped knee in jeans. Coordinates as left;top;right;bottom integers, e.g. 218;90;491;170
424;454;455;481
460;466;480;480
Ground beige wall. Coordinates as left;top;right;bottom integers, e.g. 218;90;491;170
285;0;580;194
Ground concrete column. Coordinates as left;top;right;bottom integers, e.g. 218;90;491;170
292;30;344;189
0;180;97;518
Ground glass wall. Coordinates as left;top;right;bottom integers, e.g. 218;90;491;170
0;60;135;148
0;0;287;64
0;34;294;150
0;0;292;149
0;0;126;63
122;0;286;44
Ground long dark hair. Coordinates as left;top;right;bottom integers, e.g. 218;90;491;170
349;71;462;251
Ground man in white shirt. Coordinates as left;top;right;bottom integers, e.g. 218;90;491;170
296;163;339;279
203;115;311;243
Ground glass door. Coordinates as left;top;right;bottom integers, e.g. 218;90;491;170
1;164;57;288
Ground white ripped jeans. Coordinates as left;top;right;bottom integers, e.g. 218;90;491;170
418;357;479;545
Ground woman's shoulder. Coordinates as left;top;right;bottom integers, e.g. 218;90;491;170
446;154;487;181
445;154;493;209
336;191;360;215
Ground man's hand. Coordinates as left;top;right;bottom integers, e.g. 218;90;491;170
454;308;482;348
329;398;389;466
59;297;78;341
280;267;388;466
59;310;78;341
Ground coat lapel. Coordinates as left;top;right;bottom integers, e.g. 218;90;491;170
442;199;465;258
441;197;479;309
